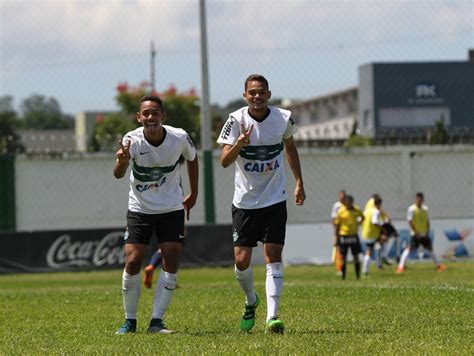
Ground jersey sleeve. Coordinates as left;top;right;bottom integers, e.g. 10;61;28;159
330;203;339;219
372;209;384;226
407;206;414;222
217;116;240;146
182;133;197;161
283;116;298;139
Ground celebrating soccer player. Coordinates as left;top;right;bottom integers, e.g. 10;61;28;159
217;74;306;334
114;95;198;334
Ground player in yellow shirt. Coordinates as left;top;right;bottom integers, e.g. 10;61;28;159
363;195;399;269
334;195;364;280
396;192;446;273
331;190;346;276
361;195;385;277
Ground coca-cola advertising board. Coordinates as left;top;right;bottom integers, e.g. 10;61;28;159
0;225;234;273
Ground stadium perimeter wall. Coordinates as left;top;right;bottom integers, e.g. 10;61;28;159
13;144;473;230
2;145;471;270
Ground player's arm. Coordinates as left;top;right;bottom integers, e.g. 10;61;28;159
220;124;254;168
114;139;131;179
183;156;199;220
284;136;306;206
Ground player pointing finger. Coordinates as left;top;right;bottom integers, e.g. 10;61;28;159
238;124;254;147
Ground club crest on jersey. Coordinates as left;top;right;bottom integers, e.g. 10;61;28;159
244;159;280;172
255;146;269;161
150;168;164;181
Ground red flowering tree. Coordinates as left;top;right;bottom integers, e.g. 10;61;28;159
93;81;200;151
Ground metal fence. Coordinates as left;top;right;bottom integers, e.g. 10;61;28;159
1;1;473;231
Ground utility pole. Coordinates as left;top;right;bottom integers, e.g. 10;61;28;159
199;0;215;224
150;40;156;92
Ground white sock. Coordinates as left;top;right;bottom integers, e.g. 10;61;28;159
122;270;141;319
235;265;257;305
430;251;440;266
398;248;410;269
363;254;371;274
266;262;283;322
374;242;382;267
152;270;177;320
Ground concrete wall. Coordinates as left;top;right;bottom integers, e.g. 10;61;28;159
14;144;474;231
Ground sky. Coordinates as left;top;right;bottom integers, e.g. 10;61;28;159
1;0;473;115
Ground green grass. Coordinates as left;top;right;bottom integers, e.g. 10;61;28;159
0;261;473;354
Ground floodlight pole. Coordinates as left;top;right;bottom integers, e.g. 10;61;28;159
150;40;156;92
199;0;215;224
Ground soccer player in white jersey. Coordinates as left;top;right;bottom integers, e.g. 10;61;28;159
114;95;198;334
217;74;306;334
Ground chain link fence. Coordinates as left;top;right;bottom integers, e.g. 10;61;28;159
9;145;473;231
1;1;473;230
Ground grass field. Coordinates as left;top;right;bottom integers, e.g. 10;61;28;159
0;261;473;354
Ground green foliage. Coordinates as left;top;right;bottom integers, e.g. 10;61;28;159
344;134;374;147
94;112;138;151
0;96;24;153
20;94;71;130
93;82;200;151
430;117;448;145
163;91;200;146
0;262;472;354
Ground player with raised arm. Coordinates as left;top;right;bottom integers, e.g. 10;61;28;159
217;74;306;334
114;95;198;334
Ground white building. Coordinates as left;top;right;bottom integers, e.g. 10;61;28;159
284;87;357;141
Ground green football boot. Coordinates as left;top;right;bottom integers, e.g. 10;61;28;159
266;317;285;334
240;294;260;332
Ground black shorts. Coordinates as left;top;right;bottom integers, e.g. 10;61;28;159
410;235;432;249
382;223;398;237
124;209;185;245
337;235;361;256
231;201;287;247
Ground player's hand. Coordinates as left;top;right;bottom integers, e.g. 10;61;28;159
116;139;131;163
295;184;306;206
236;124;254;148
183;194;197;220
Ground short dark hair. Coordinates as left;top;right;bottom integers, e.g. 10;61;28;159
244;74;269;91
416;192;424;199
345;195;354;204
372;194;382;206
139;95;164;111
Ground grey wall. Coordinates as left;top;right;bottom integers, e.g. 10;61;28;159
13;145;474;231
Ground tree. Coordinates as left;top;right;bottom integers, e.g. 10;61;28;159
94;112;137;151
93;81;201;151
0;96;24;153
430;116;448;145
20;94;72;130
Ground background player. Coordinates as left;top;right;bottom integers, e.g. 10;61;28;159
396;192;446;273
